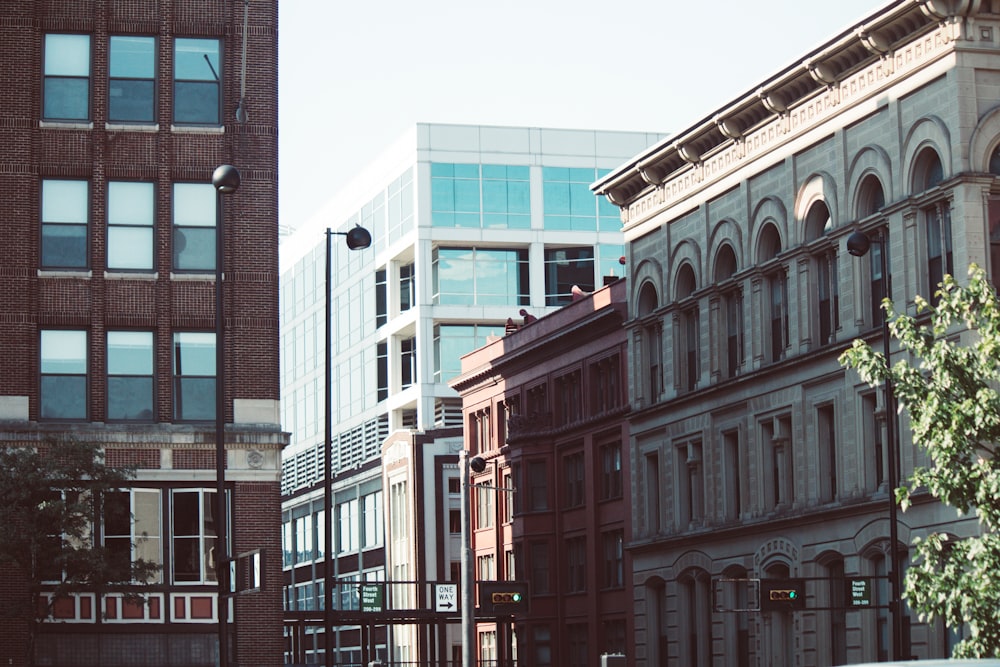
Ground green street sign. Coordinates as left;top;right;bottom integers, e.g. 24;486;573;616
360;583;383;612
848;578;873;607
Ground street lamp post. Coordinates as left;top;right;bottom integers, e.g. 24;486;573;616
459;451;481;667
846;227;904;661
212;164;241;667
323;225;371;667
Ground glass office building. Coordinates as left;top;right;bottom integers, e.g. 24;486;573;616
278;124;663;664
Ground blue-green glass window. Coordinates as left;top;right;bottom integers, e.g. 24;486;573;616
173;332;215;421
41;179;89;269
43;34;91;121
431;163;480;228
107;331;154;421
109;36;155;123
597;171;623;232
597;244;626;284
543;167;604;231
172;183;216;271
173;38;220;125
432;247;529;306
41;330;88;420
482;165;530;229
434;324;503;382
544;246;595;306
108;181;154;270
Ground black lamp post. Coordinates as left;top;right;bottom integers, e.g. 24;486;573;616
212;164;240;667
323;225;371;667
846;227;904;661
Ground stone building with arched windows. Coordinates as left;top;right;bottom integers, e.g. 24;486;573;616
594;1;1000;665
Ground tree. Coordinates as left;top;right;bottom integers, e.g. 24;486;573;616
0;437;159;666
840;264;1000;657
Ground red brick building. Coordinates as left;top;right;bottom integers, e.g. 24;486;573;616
0;1;283;666
451;279;632;666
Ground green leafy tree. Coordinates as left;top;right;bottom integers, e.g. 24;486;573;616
840;264;1000;657
0;437;159;666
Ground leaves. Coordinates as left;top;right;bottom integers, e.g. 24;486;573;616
840;265;1000;657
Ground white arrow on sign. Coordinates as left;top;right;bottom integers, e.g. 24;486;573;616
435;583;458;612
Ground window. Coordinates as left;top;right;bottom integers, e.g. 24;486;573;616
400;336;416;389
103;488;162;582
590;354;621;414
527;460;548;511
645;451;661;534
763;416;793;509
501;469;514;523
868;233;888;327
362;491;382;548
679;305;699;391
555;370;581;425
338;498;359;552
722;429;742;521
599;441;623;500
861;391;887;493
172;183;216;271
479;630;497;665
43;34;90;121
483;165;530;228
804;200;838;345
108;181;154;270
676;440;704;528
637;282;662;401
173;38;220;124
817;404;838;502
41;330;87;420
449;509;461;534
432;247;529;306
477;553;495;580
543;166;603;232
602;529;624;589
679;570;713;667
433;324;504;382
926;201;953;305
603;618;626;657
399;263;415;311
565;536;586;593
172;332;215;421
431;163;479;228
827;558;847;665
530;542;551;594
476;483;494;529
107;331;154;421
292;509;314;563
534;626;553;667
376;341;388;401
109;36;155;122
563;451;584;508
430;163;530;229
567;623;588;667
41;179;89;269
723;287;743;378
544;246;594;305
375;269;387;327
171;489;222;584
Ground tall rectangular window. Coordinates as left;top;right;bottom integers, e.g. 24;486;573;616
400;336;416;389
171;489;221;584
869;239;887;327
43;34;90;121
565;536;586;593
40;330;87;420
399;263;415;311
599;441;622;500
602;529;624;589
104;489;162;582
544;247;594;305
555;370;581;425
172;332;215;421
376;341;388;402
926;202;953;305
173;38;220;125
362;490;382;548
563;451;585;508
816;251;839;344
337;498;359;552
41;179;89;269
107;331;154;421
108;181;154;270
817;404;838;502
375;269;387;327
527;460;548;511
724;288;743;378
109;36;155;122
476;483;494;529
172;183;216;271
768;270;789;362
482;165;530;229
723;429;742;521
530;542;550;594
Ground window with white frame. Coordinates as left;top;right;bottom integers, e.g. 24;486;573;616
108;181;154;270
43;34;90;121
171;489;223;584
109;36;155;123
107;331;154;421
173;38;220;125
172;183;216;271
172;332;215;421
40;330;88;420
41;179;89;269
103;488;162;582
362;490;382;549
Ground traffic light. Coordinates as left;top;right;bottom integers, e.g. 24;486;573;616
760;578;805;611
478;581;529;615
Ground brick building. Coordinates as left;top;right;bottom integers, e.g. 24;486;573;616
0;1;283;666
450;279;631;666
594;1;1000;664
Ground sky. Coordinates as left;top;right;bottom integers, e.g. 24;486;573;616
278;0;884;230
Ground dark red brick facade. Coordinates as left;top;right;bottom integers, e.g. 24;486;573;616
0;1;283;666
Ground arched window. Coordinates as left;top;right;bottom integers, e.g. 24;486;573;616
677;568;713;666
857;174;886;219
988;144;1000;292
715;243;743;378
805;200;839;345
675;263;699;392
721;565;751;667
636;282;662;403
764;562;795;665
758;224;788;363
914;147;952;303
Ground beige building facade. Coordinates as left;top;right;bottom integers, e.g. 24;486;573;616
594;1;1000;665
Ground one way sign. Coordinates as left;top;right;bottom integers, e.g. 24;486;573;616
435;583;458;613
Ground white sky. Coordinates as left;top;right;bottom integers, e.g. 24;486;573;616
278;0;883;229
